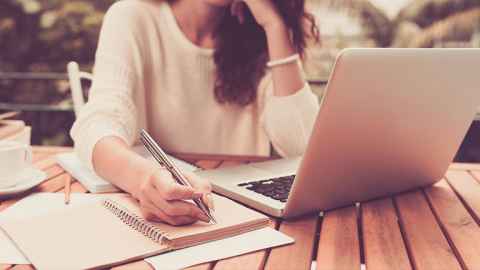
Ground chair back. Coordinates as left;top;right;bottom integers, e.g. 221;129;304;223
67;61;93;117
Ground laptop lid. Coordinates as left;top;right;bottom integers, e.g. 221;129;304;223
284;48;480;218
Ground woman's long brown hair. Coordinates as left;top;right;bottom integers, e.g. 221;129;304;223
169;1;320;106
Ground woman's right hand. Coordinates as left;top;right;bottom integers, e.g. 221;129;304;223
135;163;214;226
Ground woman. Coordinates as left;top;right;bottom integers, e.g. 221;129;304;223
71;0;320;225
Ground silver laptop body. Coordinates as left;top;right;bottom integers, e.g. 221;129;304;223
196;48;480;218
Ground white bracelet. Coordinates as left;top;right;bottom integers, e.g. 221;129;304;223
266;54;300;68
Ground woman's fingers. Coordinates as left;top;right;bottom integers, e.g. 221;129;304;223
141;203;198;226
145;185;209;222
152;169;203;200
203;193;215;211
184;172;215;210
138;167;213;225
167;200;210;222
140;195;208;225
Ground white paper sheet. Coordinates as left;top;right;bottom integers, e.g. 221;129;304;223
145;227;293;270
0;229;28;264
0;193;102;264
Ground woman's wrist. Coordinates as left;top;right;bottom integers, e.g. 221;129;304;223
265;21;297;61
131;157;160;199
263;18;305;97
264;19;288;40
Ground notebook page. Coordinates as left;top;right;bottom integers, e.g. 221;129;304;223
0;193;102;264
0;199;170;270
0;231;28;264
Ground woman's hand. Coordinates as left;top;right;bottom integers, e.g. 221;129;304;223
231;0;285;32
136;163;214;226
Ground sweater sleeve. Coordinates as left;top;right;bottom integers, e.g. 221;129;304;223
70;2;144;171
260;71;320;157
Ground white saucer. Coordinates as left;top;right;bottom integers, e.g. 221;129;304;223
0;168;47;198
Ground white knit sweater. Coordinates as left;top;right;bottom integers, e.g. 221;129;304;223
71;0;320;170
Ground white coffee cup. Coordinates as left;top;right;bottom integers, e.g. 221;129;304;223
0;141;33;188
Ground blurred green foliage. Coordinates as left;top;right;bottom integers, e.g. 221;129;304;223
0;0;116;145
0;0;115;73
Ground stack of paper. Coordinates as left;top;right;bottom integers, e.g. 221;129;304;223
56;149;199;193
56;152;119;193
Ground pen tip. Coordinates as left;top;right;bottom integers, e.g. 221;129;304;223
210;217;218;225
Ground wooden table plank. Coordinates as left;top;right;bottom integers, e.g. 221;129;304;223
70;181;88;193
173;153;271;163
394;190;461;270
195;160;222;170
316;206;360;270
110;254;214;269
43;165;64;180
264;215;318;270
32;157;58;171
32;146;69;163
470;170;480;183
445;170;480;222
111;261;153;270
217;160;246;168
362;198;411;270
31;146;71;154
185;263;213;270
34;172;68;193
424;180;480;269
212;250;265;270
448;163;480;171
31;152;52;163
8;265;34;270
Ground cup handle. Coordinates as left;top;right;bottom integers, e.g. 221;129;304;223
24;146;33;164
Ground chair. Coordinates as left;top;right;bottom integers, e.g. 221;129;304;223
67;61;93;117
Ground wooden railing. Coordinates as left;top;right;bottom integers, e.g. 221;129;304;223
0;72;328;113
0;72;73;112
0;72;478;120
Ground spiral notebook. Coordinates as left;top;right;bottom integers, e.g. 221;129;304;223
0;194;270;270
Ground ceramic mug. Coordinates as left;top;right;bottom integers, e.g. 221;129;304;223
0;141;33;188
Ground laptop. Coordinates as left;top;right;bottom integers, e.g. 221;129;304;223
196;48;480;218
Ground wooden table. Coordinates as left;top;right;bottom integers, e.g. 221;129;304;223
2;146;480;270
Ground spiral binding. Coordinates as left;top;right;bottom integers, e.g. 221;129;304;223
103;199;168;243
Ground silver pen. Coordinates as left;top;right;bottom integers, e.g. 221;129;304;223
140;129;217;224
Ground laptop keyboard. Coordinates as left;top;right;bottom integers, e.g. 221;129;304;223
238;175;295;203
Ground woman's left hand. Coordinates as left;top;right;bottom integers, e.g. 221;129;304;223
231;0;285;31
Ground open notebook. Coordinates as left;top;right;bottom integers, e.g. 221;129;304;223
0;194;270;270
